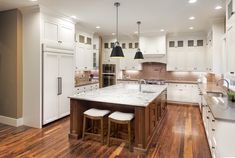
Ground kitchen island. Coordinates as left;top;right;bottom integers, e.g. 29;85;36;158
69;83;167;153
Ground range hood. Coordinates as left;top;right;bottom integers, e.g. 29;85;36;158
139;34;166;57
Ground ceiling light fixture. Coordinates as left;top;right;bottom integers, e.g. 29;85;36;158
71;15;77;19
189;16;195;20
160;29;165;32
29;0;38;1
188;0;197;4
134;21;144;59
110;2;124;58
215;5;222;10
96;26;101;29
189;26;194;30
112;33;115;35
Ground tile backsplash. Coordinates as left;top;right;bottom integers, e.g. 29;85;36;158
122;62;222;82
75;70;99;85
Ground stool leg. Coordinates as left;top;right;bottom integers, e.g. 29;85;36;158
82;116;86;141
101;118;104;144
107;119;111;147
128;121;131;151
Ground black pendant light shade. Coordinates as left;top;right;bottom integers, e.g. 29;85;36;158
134;49;144;59
110;2;124;58
134;21;144;59
111;42;124;57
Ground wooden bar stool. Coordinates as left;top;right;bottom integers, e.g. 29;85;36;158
82;108;110;144
107;111;134;151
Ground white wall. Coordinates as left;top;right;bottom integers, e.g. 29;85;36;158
22;7;42;128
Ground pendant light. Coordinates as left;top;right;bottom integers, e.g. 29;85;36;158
134;21;144;59
110;2;124;58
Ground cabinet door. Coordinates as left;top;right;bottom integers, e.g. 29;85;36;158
75;46;85;70
59;54;75;118
59;25;74;48
43;53;59;125
43;21;59;44
227;25;235;73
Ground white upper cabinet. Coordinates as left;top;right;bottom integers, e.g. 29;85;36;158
166;34;207;72
44;21;59;43
139;35;166;56
75;31;94;71
42;15;75;48
226;23;235;73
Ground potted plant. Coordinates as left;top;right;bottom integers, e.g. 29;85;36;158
227;91;235;102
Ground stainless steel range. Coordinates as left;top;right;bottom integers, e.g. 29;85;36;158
145;80;166;85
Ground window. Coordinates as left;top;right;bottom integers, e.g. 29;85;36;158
129;43;133;49
169;41;175;47
104;43;109;49
197;40;203;46
177;41;183;47
93;44;96;50
93;53;97;68
188;40;194;47
79;35;85;43
122;43;126;49
135;42;139;48
86;37;92;45
111;42;115;48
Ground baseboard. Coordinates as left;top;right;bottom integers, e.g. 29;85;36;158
0;115;23;127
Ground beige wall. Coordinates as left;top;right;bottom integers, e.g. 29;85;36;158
0;9;22;119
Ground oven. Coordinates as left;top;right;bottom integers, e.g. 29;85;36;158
102;64;116;73
102;74;116;87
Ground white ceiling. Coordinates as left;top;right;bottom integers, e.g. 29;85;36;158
0;0;225;36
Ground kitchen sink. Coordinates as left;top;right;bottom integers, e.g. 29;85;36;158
207;91;225;97
142;90;155;94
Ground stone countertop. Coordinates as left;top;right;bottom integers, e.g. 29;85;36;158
198;83;235;122
203;95;235;122
117;79;198;84
69;83;167;107
75;81;99;87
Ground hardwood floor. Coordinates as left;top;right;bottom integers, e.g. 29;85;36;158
0;105;211;158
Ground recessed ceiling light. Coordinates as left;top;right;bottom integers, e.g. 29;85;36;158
112;33;115;35
189;26;194;30
71;15;77;19
96;26;101;29
134;31;138;34
29;0;38;1
160;29;165;32
215;6;222;10
189;16;195;20
188;0;197;4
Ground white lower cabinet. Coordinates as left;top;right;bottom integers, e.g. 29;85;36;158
43;50;74;125
202;103;235;158
117;80;139;84
76;83;99;94
167;83;200;104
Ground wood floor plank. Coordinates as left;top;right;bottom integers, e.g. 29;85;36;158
0;105;211;158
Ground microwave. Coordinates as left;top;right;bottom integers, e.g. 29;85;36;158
102;64;116;73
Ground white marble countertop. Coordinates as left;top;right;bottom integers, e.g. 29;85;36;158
69;83;167;107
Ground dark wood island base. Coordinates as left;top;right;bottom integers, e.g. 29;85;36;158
69;89;167;154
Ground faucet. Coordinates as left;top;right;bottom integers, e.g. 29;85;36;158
139;79;146;92
216;79;230;92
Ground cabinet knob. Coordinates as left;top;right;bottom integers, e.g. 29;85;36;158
58;41;62;43
212;146;215;149
212;129;215;131
207;116;209;119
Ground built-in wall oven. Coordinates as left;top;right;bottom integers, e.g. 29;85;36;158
102;64;116;87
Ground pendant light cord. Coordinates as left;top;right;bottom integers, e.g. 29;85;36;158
116;3;119;44
137;21;141;50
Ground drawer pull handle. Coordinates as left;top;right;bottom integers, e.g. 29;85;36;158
212;129;215;131
212;120;215;122
207;116;209;119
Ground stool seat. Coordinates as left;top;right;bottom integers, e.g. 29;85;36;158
84;108;110;117
108;111;134;121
